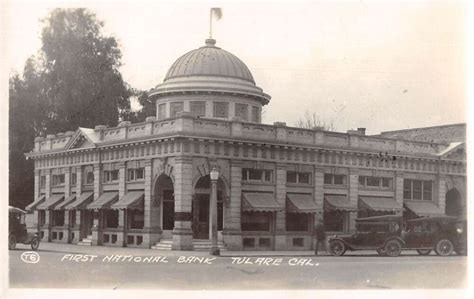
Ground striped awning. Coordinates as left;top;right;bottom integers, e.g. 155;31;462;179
359;196;402;212
111;191;144;210
36;194;65;210
25;195;46;212
404;201;444;217
65;192;94;210
324;195;357;212
54;194;76;210
286;193;321;213
87;192;119;210
242;192;283;212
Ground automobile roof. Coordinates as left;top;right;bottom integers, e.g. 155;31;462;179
9;206;26;214
406;216;459;223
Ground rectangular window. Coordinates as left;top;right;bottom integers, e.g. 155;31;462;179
324;174;332;185
104;209;119;229
333;175;344;185
70;173;77;186
158;103;166;120
170;101;184;118
190;101;206;117
241;212;271;231
52;174;65;186
128;168;145;181
422;181;432;201
213;102;228;118
235;103;248;120
128;209;144;229
366;177;380;187
52;210;65;227
403;179;433;201
242;168;273;183
287;171;311;184
286;213;310;231
103;170;119;183
251;106;259;122
39;176;46;187
85;172;94;184
359;176;392;189
324;174;346;185
381;178;390;188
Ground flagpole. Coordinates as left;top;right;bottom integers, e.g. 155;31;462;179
209;9;212;38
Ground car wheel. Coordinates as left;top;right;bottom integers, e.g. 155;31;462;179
329;240;346;256
416;249;432;256
376;248;386;256
30;237;40;251
8;235;16;250
384;240;402;257
435;239;454;256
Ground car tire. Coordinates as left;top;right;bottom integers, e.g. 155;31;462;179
376;248;386;256
416;249;432;256
384;240;402;257
329;240;346;256
435;239;454;256
8;235;16;250
30;237;40;251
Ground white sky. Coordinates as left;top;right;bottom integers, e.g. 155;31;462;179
2;0;468;134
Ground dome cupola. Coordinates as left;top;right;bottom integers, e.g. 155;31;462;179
149;39;270;123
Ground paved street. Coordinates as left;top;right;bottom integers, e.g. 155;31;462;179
8;242;467;290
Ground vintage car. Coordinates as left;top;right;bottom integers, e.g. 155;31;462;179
328;215;405;257
402;216;467;256
8;206;40;250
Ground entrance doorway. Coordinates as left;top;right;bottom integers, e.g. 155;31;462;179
80;210;93;239
192;175;225;239
445;188;463;217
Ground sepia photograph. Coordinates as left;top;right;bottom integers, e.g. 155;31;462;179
2;0;469;297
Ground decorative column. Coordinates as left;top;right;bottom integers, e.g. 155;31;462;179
436;174;447;213
29;170;40;234
172;156;194;250
71;166;82;244
116;162;126;247
223;160;243;250
347;168;358;232
143;159;161;248
274;163;287;250
91;164;103;246
62;167;71;243
314;167;325;224
394;172;404;216
42;169;52;242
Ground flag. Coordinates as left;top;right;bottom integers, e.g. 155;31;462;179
211;8;222;20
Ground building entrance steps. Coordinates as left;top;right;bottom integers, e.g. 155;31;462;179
151;239;228;251
220;250;315;257
77;234;93;246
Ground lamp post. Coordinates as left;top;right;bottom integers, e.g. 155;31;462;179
209;167;220;256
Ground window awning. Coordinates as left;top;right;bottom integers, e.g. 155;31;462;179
359;196;402;212
242;192;283;212
65;192;94;210
404;201;444;217
87;192;119;210
25;195;46;212
286;193;322;213
54;194;76;210
36;194;65;210
324;195;357;212
111;191;144;210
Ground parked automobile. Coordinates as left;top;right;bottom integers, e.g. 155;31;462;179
328;215;405;257
402;216;467;256
8;206;40;250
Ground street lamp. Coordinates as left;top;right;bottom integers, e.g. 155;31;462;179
209;167;220;256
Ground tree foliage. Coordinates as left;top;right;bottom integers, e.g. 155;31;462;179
295;111;336;131
9;8;135;208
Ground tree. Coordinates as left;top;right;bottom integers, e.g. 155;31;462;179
295;111;336;131
9;8;134;208
39;8;132;133
121;89;155;123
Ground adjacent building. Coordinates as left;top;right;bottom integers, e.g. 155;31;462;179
24;38;467;251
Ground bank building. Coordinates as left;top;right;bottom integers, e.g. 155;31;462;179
24;36;467;251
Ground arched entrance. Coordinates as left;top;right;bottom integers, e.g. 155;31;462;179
192;175;225;239
445;188;463;217
153;174;174;235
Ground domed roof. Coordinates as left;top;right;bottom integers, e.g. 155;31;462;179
164;38;255;84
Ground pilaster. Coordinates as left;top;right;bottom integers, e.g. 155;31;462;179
143;159;161;247
223;160;243;250
274;163;287;250
394;172;404;216
348;168;358;232
172;156;193;250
